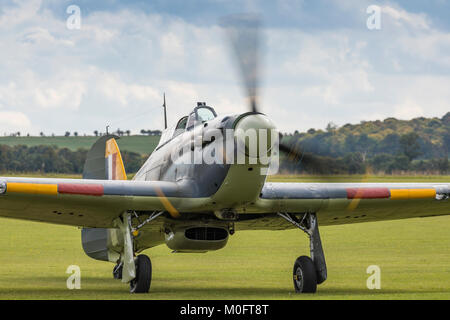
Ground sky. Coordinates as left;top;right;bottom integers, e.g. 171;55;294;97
0;0;449;135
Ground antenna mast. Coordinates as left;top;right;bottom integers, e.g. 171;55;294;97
163;93;168;129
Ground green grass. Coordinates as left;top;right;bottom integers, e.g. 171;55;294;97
0;175;449;300
0;216;449;300
0;173;82;179
2;173;449;183
0;135;160;155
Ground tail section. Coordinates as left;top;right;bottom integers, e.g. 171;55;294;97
82;135;127;262
83;135;127;180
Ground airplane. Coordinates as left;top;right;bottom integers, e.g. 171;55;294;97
0;16;449;294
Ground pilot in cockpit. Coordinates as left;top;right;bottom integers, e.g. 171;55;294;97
173;103;217;139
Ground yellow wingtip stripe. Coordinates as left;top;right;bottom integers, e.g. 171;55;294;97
7;183;58;195
390;189;436;200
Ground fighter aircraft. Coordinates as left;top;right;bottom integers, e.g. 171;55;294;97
0;16;449;294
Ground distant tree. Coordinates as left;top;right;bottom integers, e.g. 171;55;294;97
400;132;422;161
428;119;441;128
357;134;376;159
344;134;358;153
39;132;45;137
121;151;147;173
126;130;131;136
442;112;450;125
444;131;450;153
65;131;70;137
390;155;410;172
74;132;78;137
437;157;449;173
94;130;99;137
376;133;400;155
370;153;395;173
140;129;162;136
343;152;366;174
326;122;337;133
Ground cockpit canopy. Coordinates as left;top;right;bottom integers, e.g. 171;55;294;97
186;103;217;130
158;103;217;148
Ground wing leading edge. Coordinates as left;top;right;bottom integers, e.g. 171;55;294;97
252;182;450;226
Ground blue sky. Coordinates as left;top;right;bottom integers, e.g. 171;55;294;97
39;0;450;30
0;0;449;135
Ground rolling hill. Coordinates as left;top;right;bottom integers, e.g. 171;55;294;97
0;135;160;155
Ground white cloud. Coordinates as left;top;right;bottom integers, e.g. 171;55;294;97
0;111;32;133
95;71;160;106
382;5;431;30
0;0;42;29
0;70;86;110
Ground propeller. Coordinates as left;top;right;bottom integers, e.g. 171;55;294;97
221;14;326;173
278;139;328;174
221;14;261;113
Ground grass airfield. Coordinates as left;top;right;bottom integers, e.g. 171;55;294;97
0;175;449;300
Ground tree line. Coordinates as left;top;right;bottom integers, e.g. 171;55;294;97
0;141;447;176
0;113;448;175
0;145;145;175
280;113;450;174
5;129;163;137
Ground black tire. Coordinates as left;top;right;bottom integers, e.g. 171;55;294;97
130;255;152;294
293;256;317;293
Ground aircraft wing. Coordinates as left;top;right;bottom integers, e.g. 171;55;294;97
240;182;450;230
0;177;202;228
1;177;449;230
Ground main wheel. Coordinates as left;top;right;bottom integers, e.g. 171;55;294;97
130;255;152;294
293;256;317;293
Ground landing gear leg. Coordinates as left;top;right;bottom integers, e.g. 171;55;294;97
278;212;327;293
113;261;123;280
114;212;152;294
